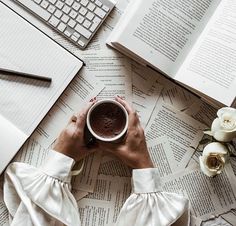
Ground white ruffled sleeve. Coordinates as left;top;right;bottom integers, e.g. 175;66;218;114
4;150;81;226
116;168;190;226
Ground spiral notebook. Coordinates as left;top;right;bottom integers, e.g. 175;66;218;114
0;3;83;174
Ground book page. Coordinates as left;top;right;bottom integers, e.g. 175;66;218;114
0;199;8;226
162;163;236;220
109;0;221;77
145;102;205;169
185;99;218;127
77;199;111;226
147;136;177;176
176;0;236;106
72;152;102;193
81;49;133;102
98;154;132;177
132;62;163;127
222;210;236;226
131;62;198;111
78;175;131;226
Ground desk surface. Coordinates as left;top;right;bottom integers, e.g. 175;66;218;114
0;0;235;225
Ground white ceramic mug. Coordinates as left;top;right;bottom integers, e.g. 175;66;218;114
86;99;128;142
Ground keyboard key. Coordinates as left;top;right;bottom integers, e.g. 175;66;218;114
102;5;109;12
79;7;87;16
34;0;42;4
73;32;81;39
87;2;95;11
89;22;99;32
69;10;77;19
41;0;49;9
65;0;73;6
95;0;102;7
93;16;101;24
49;0;56;4
94;8;106;18
49;16;60;27
61;14;69;23
83;19;91;28
64;29;72;37
71;35;78;42
76;14;84;24
78;40;85;47
86;12;94;20
57;22;66;32
80;0;88;7
47;5;56;13
54;9;63;18
55;1;64;9
72;2;80;11
62;5;70;14
75;24;92;39
68;19;76;28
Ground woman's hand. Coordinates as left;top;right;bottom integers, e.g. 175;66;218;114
99;96;154;169
53;99;98;161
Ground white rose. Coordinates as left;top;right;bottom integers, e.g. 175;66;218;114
205;107;236;142
199;142;229;177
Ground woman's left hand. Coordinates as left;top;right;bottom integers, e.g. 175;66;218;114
53;99;98;161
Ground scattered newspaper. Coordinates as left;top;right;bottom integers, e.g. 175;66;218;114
161;163;236;220
145;102;205;169
1;0;236;225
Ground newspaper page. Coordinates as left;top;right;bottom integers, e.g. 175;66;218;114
13;139;49;167
72;190;89;202
185;99;218;127
147;136;177;176
162;163;236;220
230;157;236;176
98;154;131;177
72;152;102;193
78;174;131;226
202;217;231;226
145;102;205;169
190;215;202;226
221;209;236;226
0;194;8;226
81;49;133;102
132;62;163;127
130;61;198;111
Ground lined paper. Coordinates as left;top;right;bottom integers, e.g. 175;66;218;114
0;4;83;135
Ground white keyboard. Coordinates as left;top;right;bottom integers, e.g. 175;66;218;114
14;0;115;49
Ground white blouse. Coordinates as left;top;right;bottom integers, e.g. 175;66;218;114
3;150;190;226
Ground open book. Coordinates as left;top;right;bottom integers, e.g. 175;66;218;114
107;0;236;107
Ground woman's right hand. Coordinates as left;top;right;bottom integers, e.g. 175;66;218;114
99;96;154;169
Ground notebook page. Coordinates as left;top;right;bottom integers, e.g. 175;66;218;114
0;4;83;135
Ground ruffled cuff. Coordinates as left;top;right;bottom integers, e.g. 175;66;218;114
132;168;161;193
4;150;80;226
40;150;75;183
116;168;190;226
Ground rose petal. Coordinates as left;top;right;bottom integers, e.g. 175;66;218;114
202;142;228;156
217;107;236;118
